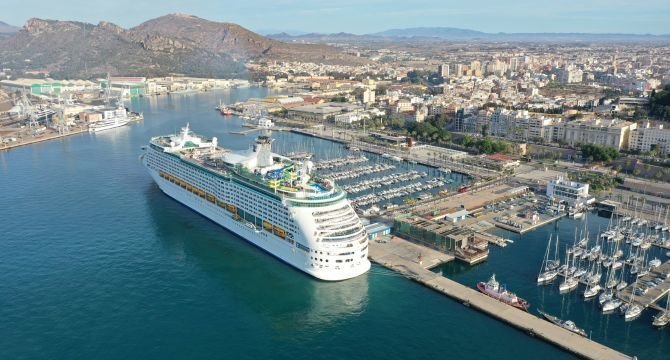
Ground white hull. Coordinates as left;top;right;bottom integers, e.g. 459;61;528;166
89;120;128;133
149;169;370;281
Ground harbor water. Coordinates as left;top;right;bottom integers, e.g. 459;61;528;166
436;213;670;359
0;88;660;359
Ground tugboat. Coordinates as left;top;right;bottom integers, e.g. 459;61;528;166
477;274;530;311
537;310;587;337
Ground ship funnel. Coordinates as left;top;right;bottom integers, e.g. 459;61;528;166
254;136;274;167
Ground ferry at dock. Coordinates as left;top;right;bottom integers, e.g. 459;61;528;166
140;124;370;281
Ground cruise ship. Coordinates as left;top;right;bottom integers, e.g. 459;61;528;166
89;105;129;133
141;124;371;281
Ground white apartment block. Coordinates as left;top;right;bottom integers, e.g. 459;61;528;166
489;109;561;143
362;89;375;104
562;118;636;150
558;66;583;84
438;64;449;77
334;111;370;124
629;123;670;155
394;99;414;113
463;107;637;150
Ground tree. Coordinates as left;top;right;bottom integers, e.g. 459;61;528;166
580;144;619;162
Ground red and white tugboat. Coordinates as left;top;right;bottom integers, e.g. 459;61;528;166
477;274;530;311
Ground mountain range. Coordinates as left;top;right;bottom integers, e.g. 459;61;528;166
0;14;366;79
269;26;670;42
0;21;19;35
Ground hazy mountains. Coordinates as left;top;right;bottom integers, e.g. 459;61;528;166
269;26;670;43
0;14;366;79
373;27;485;38
0;21;19;35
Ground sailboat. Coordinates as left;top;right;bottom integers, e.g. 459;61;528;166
602;297;623;313
652;292;670;328
622;279;643;321
559;250;579;293
598;267;614;305
537;235;559;284
584;281;601;299
616;265;628;291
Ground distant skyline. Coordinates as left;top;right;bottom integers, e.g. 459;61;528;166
1;0;669;35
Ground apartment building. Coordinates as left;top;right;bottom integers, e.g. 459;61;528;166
629;122;670;155
562;118;636;150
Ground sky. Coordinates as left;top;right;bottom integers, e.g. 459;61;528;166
1;0;669;35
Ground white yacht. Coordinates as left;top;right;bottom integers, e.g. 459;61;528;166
88;105;129;133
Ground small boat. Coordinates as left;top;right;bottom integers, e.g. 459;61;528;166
623;279;643;321
537;235;559;285
652;293;670;328
584;284;601;299
649;258;661;268
602;298;623;313
537;270;558;284
477;274;530;311
624;304;642;321
537;310;587;337
559;277;579;293
598;291;613;306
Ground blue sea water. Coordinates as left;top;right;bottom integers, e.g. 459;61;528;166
0;88;660;359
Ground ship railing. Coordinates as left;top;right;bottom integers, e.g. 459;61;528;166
318;221;361;233
321;227;365;242
315;213;359;227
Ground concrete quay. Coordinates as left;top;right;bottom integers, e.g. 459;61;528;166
0;127;87;151
368;237;633;360
494;212;565;234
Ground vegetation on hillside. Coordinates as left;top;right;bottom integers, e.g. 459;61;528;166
569;172;621;192
459;135;513;154
580;144;619;162
405;119;451;144
649;86;670;121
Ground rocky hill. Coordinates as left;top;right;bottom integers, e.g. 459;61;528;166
0;14;366;79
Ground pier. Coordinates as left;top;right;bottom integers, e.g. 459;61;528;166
494;212;565;234
369;236;633;360
617;260;670;312
230;128;262;135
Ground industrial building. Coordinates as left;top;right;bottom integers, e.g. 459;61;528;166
393;215;489;264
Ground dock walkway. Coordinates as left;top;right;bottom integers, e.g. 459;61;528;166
368;237;632;360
